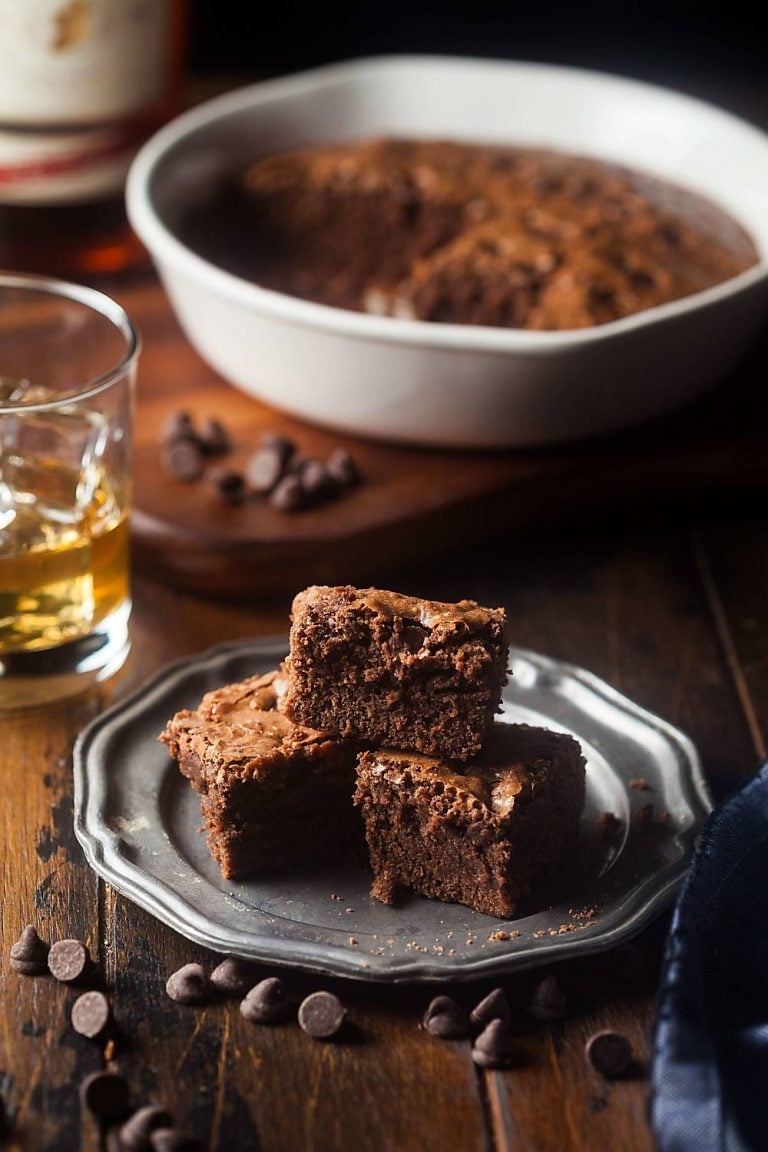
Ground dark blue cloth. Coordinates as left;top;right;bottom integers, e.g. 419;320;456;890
652;762;768;1152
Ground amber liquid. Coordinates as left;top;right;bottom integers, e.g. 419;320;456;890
0;465;129;653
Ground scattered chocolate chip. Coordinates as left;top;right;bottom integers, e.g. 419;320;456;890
198;417;231;456
150;1130;200;1152
470;987;510;1028
471;1020;521;1069
246;445;287;493
260;431;295;464
79;1070;130;1122
48;939;90;983
421;996;471;1039
585;1030;633;1078
269;474;304;512
298;991;346;1039
210;468;245;505
165;963;210;1006
299;458;337;502
326;448;361;487
119;1105;174;1151
527;974;567;1022
162;411;195;443
210;957;259;998
160;437;205;483
240;977;293;1025
10;925;49;975
71;990;111;1039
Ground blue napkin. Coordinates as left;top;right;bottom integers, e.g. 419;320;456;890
651;762;768;1152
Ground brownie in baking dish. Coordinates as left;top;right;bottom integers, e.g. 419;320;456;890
280;585;509;762
159;670;361;879
354;723;587;918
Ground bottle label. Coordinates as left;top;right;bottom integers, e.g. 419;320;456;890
0;0;174;204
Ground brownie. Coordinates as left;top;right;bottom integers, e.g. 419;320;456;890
354;723;587;918
159;670;361;878
280;585;509;761
237;138;757;329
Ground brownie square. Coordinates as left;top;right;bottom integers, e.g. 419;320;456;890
159;670;361;879
280;585;509;762
354;723;586;918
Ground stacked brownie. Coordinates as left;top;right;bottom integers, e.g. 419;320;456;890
161;585;586;918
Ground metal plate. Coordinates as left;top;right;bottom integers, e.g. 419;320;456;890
73;639;711;983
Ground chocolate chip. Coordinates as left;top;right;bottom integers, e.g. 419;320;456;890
299;458;337;503
527;974;567;1022
239;977;293;1025
269;474;305;512
150;1130;200;1152
585;1030;633;1078
165;963;210;1005
79;1070;130;1121
470;987;510;1028
10;925;49;975
298;991;346;1039
246;445;286;493
162;411;195;443
471;1020;521;1069
119;1105;174;1151
160;437;205;483
210;468;245;505
260;432;295;464
210;957;260;998
326;448;361;488
48;939;90;983
421;996;471;1039
198;417;231;456
71;990;111;1039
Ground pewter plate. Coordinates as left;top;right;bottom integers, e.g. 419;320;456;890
73;639;711;983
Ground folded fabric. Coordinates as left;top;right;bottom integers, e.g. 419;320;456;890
651;762;768;1152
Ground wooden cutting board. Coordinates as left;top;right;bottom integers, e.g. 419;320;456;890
118;277;768;598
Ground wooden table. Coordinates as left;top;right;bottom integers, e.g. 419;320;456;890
2;275;767;1152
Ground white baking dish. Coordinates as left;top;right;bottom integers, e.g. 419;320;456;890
127;56;768;447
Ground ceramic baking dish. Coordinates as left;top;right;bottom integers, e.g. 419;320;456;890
127;56;768;447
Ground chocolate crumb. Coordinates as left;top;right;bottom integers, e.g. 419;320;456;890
597;811;623;842
637;802;655;829
471;1020;521;1069
71;990;111;1039
298;991;346;1039
240;977;293;1025
586;1030;633;1078
489;930;509;942
165;963;210;1006
629;778;651;791
470;987;510;1028
10;925;49;975
422;996;471;1040
48;939;90;983
119;1105;174;1151
79;1070;130;1122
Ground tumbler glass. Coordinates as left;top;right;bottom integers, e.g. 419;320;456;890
0;272;139;708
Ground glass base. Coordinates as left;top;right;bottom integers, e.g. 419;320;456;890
0;601;131;710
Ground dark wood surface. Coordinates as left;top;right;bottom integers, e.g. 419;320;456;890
1;270;768;1151
124;279;768;596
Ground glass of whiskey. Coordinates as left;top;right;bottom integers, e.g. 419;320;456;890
0;273;139;708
